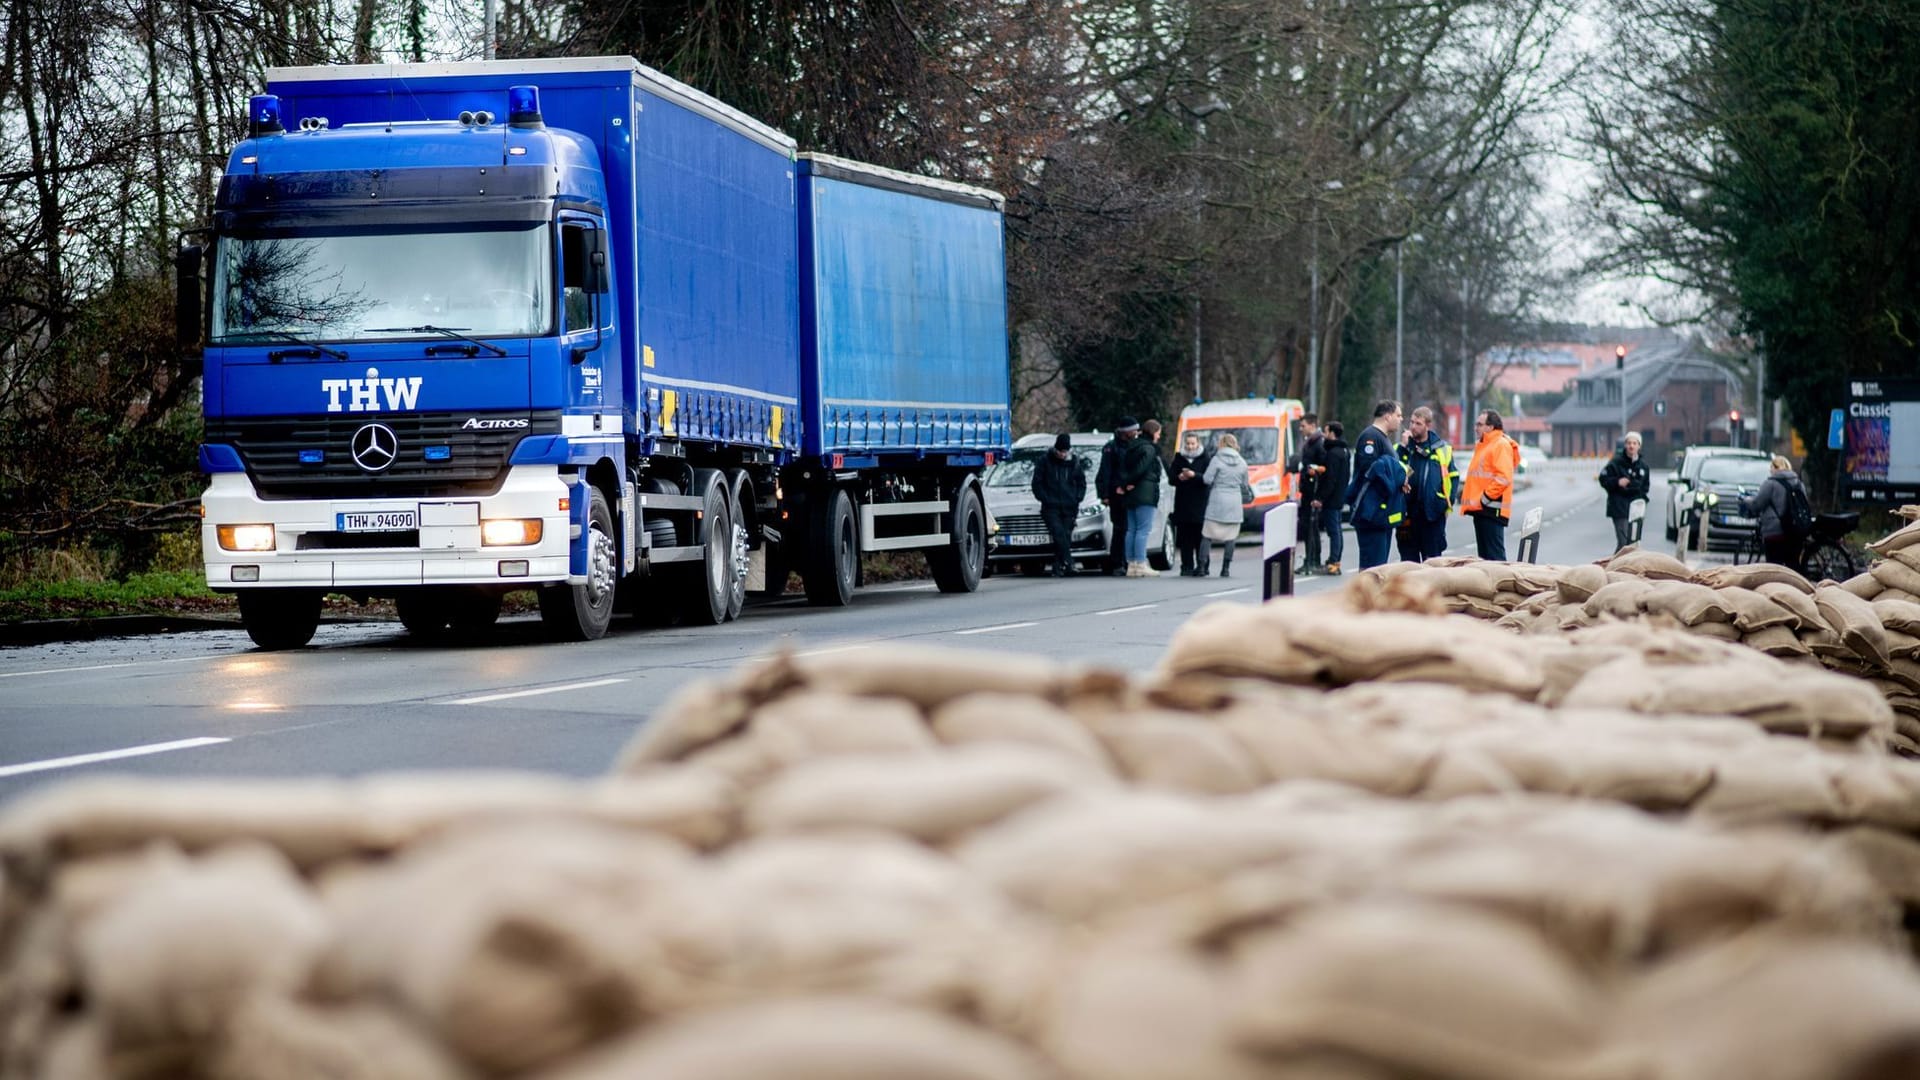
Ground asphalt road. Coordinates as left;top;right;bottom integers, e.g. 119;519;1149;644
0;459;1641;801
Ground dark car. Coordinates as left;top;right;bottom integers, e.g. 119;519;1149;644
1664;446;1770;542
1687;454;1776;551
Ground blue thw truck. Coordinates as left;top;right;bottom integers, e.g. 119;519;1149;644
177;57;1011;648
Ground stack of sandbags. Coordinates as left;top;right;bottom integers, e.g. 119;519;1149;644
7;770;1920;1079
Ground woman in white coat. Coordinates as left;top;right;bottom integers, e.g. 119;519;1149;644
1200;433;1250;577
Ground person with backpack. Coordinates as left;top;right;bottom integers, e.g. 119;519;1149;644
1598;433;1652;551
1741;454;1812;568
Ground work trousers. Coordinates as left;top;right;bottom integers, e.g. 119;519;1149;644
1473;514;1508;561
1611;515;1635;552
1398;516;1449;562
1355;526;1393;570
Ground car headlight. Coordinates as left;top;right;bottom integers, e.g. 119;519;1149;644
1078;503;1103;519
216;523;276;552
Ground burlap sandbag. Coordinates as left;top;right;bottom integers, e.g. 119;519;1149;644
1715;586;1801;631
1612;933;1920;1080
1872;598;1920;637
928;692;1113;769
1438;724;1716;810
1160;602;1328;683
1494;610;1537;633
1086;710;1269;794
794;644;1069;711
744;745;1107;844
1881;587;1920;604
1444;594;1508;620
1555;563;1610;603
1606;549;1696;581
1639;581;1740;626
1561;655;1892;740
1402;565;1498;600
1869;560;1920;597
1584;578;1656;619
1034;934;1272;1080
1756;581;1824;630
1885;629;1920;661
1868;519;1920;556
635;833;1029;1016
1689;620;1745;642
314;821;694;1075
1814;583;1893;669
75;844;328;1054
1826;826;1920;912
1742;625;1812;658
1695;562;1816;593
536;997;1050;1080
1228;902;1630;1080
206;998;473;1080
1890;546;1920;575
1219;706;1439;798
1294;611;1547;697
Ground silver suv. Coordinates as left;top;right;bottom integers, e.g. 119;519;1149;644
984;433;1175;573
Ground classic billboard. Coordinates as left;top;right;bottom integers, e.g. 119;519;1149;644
1843;378;1920;504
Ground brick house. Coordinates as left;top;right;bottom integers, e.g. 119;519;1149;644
1545;343;1743;464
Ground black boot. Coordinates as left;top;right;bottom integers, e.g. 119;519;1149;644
1220;545;1233;577
1180;546;1195;576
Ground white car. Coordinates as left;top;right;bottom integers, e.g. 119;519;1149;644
983;433;1175;573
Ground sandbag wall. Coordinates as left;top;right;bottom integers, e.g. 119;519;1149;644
8;586;1920;1078
1368;513;1920;754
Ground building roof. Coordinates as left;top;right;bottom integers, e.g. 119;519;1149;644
1543;342;1735;427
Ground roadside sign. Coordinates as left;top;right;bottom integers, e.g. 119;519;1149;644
1828;407;1846;450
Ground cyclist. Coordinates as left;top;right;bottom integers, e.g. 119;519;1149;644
1739;454;1810;567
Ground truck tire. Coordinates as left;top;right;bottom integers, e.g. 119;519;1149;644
679;475;733;626
238;589;322;651
447;589;503;632
724;471;752;621
804;488;857;607
929;484;986;594
395;590;452;639
539;485;617;641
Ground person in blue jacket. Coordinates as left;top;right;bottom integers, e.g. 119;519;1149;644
1345;399;1407;570
1395;405;1456;562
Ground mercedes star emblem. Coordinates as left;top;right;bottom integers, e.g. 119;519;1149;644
350;423;399;472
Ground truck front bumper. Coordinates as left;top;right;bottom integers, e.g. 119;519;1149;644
201;465;573;589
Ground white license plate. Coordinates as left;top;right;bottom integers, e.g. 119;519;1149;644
1004;534;1048;546
336;510;417;532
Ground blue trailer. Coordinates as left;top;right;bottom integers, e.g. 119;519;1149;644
180;58;1010;648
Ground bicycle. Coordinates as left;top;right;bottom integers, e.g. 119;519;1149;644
1732;511;1859;581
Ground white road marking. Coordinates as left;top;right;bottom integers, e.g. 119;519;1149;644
793;643;874;658
0;655;220;680
954;622;1037;635
442;677;627;705
1204;587;1251;597
1094;604;1158;616
0;737;231;778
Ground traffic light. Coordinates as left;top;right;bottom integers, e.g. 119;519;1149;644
1615;344;1627;369
1729;408;1741;424
1730;409;1741;448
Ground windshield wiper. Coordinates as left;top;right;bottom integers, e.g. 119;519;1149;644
363;324;508;358
230;330;348;361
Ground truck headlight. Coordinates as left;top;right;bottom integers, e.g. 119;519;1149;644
216;524;276;552
481;518;544;546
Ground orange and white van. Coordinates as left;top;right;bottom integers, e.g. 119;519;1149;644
1176;397;1306;529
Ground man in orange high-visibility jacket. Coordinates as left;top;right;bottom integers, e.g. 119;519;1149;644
1460;409;1522;560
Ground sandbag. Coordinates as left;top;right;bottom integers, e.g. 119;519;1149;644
744;745;1107;844
1869;560;1920;597
928;692;1113;769
1756;582;1825;631
1584;578;1656;619
1560;656;1892;740
1086;710;1269;794
1638;581;1739;626
1695;562;1816;593
537;997;1050;1080
1814;583;1893;669
75;844;329;1053
1613;933;1920;1080
1219;707;1438;797
1689;620;1745;642
1402;565;1497;600
1606;549;1696;581
1872;598;1920;637
795;644;1068;711
1228;902;1624;1080
1555;563;1610;603
1717;586;1801;632
1742;625;1811;658
206;998;473;1080
751;690;940;760
1868;519;1920;556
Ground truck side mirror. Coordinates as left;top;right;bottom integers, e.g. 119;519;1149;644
587;231;609;293
174;244;203;348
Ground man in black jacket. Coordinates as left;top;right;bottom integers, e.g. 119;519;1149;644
1032;433;1089;576
1598;433;1651;551
1316;422;1351;573
1295;414;1325;569
1095;418;1140;575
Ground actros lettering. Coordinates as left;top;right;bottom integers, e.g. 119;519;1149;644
462;417;528;430
321;368;424;413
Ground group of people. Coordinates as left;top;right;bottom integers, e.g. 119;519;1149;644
1030;399;1529;580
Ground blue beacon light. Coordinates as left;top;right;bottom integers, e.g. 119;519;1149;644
507;85;543;128
247;94;284;136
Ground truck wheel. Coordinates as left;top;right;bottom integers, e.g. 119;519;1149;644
679;477;733;626
724;473;752;621
1149;517;1174;572
929;485;986;594
237;589;322;651
395;590;452;640
804;489;856;607
539;486;616;641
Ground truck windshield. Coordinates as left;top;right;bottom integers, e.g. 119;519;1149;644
210;223;551;343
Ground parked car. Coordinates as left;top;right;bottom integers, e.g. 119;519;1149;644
1687;453;1776;550
1663;446;1770;542
983;433;1175;573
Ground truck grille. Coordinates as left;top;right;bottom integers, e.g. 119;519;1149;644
205;410;562;499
